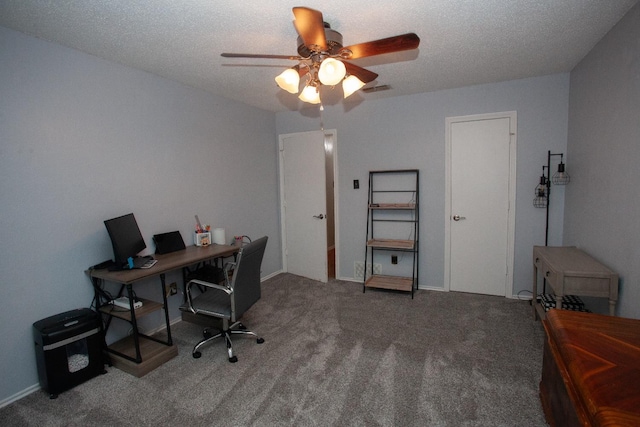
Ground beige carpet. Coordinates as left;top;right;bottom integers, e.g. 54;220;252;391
1;273;548;426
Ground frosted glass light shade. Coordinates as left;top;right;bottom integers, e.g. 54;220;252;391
318;58;346;86
298;85;321;104
275;68;300;94
342;75;365;98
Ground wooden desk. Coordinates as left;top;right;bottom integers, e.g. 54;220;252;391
540;310;640;427
87;244;238;376
532;246;618;320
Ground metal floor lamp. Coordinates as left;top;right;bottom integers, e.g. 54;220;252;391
534;150;570;295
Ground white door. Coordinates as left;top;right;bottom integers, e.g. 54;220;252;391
445;112;516;296
280;131;328;283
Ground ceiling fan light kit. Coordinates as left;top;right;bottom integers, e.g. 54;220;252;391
223;7;420;107
275;68;300;94
342;75;366;98
298;84;321;104
317;57;346;86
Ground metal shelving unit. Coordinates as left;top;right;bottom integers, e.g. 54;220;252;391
364;169;419;298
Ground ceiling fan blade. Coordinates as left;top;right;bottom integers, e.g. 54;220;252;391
342;33;420;59
221;53;302;60
343;62;378;84
292;7;327;51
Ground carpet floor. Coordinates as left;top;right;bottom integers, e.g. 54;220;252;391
2;273;548;426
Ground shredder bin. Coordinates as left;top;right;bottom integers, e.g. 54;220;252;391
33;308;105;398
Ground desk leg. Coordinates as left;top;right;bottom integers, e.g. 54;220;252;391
159;273;173;345
181;267;189;304
125;284;142;363
533;264;538;320
91;277;113;366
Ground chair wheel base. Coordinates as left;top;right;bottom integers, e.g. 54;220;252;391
193;351;202;359
257;337;265;344
228;356;238;363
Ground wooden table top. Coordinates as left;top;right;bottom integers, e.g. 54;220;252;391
544;310;640;426
86;244;238;284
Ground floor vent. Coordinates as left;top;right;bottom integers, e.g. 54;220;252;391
354;262;382;280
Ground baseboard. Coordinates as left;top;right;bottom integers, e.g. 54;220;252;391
261;270;283;281
337;276;361;283
0;383;40;409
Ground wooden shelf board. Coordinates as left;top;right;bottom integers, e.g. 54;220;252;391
370;203;416;210
367;239;415;249
108;335;177;377
365;275;414;292
99;298;162;321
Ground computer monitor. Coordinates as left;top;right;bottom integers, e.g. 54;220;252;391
104;213;146;266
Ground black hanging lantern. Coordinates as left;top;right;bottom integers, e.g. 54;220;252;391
533;151;571;246
533;174;548;208
552;159;570;185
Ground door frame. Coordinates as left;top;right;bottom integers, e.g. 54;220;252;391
444;111;517;297
278;129;339;279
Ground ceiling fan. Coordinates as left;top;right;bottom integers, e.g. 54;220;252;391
221;7;420;105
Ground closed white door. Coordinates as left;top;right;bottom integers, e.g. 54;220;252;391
280;131;328;283
445;112;516;296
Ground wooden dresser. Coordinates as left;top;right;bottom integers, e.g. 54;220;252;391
540;310;640;426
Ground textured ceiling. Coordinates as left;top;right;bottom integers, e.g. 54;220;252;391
1;0;637;112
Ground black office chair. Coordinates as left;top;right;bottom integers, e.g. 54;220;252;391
179;236;267;362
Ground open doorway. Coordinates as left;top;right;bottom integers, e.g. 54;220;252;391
279;130;338;282
324;133;336;279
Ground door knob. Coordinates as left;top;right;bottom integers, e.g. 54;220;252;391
453;215;466;221
313;214;325;219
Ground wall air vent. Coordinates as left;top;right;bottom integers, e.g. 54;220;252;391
362;85;391;93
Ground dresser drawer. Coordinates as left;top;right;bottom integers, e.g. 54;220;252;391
563;276;613;297
536;258;558;288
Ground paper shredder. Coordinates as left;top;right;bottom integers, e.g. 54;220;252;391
33;308;105;398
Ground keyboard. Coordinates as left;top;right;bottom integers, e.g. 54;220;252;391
139;258;158;269
109;257;158;271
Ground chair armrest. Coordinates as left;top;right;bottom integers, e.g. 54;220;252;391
183;279;232;314
187;279;232;294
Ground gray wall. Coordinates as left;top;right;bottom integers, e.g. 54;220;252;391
3;1;637;406
564;3;640;319
276;74;570;295
0;26;281;403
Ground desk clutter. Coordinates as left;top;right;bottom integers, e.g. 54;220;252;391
193;214;227;246
194;214;211;246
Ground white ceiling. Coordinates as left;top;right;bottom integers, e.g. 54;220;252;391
1;0;637;112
